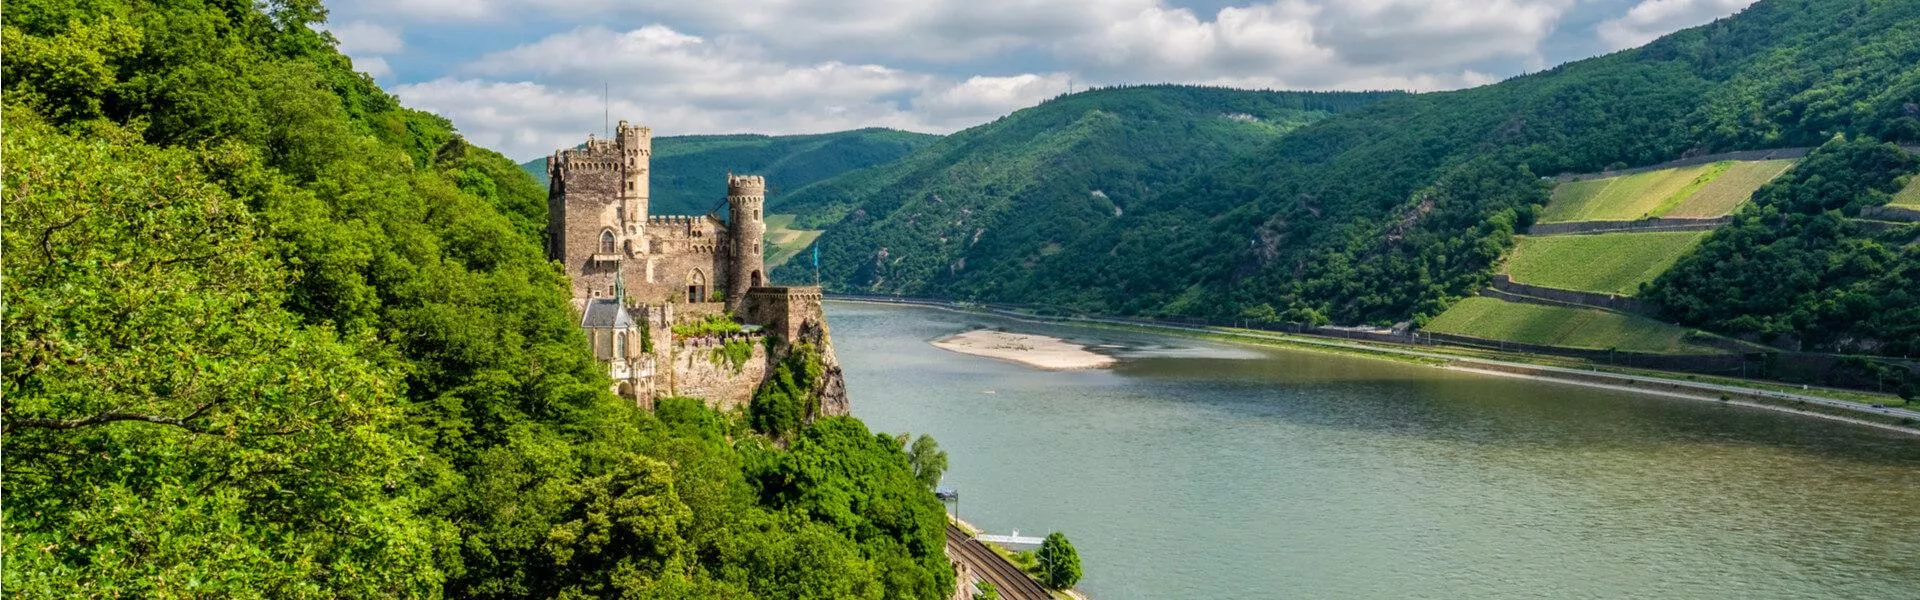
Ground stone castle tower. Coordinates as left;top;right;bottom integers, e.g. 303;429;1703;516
546;120;761;309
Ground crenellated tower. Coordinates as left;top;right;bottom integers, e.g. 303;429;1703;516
616;121;651;237
726;174;766;311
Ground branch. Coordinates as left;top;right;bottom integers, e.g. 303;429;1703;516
3;397;224;435
38;212;85;260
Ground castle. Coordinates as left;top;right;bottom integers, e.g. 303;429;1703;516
547;120;845;414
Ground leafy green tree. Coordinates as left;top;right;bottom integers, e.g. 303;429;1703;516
906;433;950;489
1038;531;1083;590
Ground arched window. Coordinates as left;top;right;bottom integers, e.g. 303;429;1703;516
599;230;616;254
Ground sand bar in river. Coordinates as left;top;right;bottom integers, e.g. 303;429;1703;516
931;329;1116;370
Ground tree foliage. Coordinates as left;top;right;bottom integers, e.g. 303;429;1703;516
1644;138;1920;357
1038;532;1082;590
1;1;950;597
904;433;949;489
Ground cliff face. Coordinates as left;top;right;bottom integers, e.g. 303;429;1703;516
802;319;851;417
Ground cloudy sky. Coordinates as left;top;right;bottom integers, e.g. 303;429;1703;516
320;0;1759;161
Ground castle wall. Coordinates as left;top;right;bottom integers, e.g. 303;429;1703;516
742;286;825;343
620;216;733;306
669;334;769;411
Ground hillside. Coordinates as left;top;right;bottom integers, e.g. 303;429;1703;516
791;0;1920;359
769;85;1403;292
520;129;938;215
1;1;951;597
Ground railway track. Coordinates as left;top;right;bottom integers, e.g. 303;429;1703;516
946;524;1052;600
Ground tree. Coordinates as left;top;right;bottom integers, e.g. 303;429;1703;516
1038;532;1082;590
906;433;949;489
972;580;999;600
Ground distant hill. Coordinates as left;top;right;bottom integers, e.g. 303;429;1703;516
788;0;1920;361
768;85;1403;291
520;128;938;215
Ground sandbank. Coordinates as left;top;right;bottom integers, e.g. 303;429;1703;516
931;329;1116;370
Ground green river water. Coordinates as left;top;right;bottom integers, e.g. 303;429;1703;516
826;301;1920;599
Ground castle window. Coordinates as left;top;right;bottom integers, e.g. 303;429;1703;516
600;230;616;254
615;332;627;357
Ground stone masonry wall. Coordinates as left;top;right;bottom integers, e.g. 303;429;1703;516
1491;274;1651;314
626;215;732;306
550;143;628;302
669;334;769;411
1527;216;1730;236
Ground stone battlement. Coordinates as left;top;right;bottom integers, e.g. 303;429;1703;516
646;215;711;226
727;174;766;196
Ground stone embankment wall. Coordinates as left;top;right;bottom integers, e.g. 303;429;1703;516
670;333;768;411
1490;274;1650;314
1861;205;1920;222
1527;216;1729;236
1551;147;1810;182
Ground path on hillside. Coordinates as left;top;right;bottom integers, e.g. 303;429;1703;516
947;524;1052;600
832;296;1920;431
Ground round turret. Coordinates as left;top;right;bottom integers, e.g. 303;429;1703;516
726;174;767;311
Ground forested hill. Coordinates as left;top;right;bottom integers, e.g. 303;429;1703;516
3;0;951;597
788;0;1920;353
520;128;938;215
768;85;1403;293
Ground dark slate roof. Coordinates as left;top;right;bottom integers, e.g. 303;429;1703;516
580;298;635;329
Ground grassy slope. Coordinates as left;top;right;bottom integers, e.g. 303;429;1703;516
764;213;824;270
1424;297;1726;354
520;128;939;215
1505;231;1709;296
1892;175;1920;208
1668;159;1797;217
1541;164;1721;222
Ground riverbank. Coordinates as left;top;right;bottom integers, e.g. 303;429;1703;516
830;296;1920;437
932;330;1116;370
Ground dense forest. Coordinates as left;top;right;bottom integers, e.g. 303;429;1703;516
1644;138;1920;356
1;0;950;597
768;85;1404;295
519;129;939;216
788;0;1920;358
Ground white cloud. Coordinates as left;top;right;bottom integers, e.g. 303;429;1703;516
915;74;1075;120
327;21;405;55
395;25;1072;159
339;0;1159;62
349;1;1661;157
355;56;395;79
1062;0;1565;90
1596;0;1757;51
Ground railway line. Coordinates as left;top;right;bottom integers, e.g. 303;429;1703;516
946;524;1052;600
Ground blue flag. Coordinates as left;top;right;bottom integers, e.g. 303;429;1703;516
812;245;819;268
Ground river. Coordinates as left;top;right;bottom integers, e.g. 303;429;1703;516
827;301;1920;599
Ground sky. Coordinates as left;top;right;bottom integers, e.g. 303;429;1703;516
318;0;1761;161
